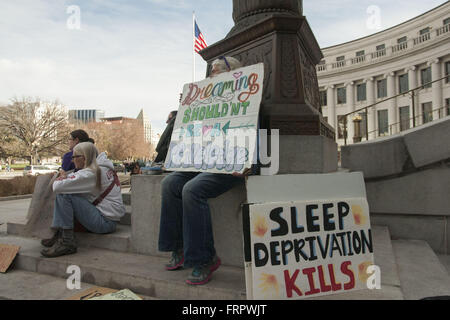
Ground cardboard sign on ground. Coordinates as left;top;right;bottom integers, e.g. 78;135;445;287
66;286;118;300
0;244;20;273
89;289;143;300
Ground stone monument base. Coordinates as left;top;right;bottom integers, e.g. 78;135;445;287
277;135;338;174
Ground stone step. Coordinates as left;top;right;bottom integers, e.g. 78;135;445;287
119;205;132;226
0;225;402;300
0;234;246;300
76;224;131;253
392;239;450;300
0;269;155;300
7;222;132;253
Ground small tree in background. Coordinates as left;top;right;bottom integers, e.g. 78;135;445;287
0;97;70;164
81;120;154;161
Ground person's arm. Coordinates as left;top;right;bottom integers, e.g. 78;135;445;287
53;169;97;194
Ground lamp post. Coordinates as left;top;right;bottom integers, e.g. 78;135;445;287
353;115;362;143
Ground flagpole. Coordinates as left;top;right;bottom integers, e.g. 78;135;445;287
192;11;195;83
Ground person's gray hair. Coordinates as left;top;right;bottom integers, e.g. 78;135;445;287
212;56;242;73
73;142;102;190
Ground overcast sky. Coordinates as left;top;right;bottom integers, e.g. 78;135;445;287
0;0;447;134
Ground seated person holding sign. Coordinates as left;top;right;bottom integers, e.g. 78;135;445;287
158;56;251;285
41;142;125;258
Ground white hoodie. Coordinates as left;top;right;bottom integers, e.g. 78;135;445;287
53;152;126;221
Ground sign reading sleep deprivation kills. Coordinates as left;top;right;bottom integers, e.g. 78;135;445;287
247;198;374;299
164;63;264;174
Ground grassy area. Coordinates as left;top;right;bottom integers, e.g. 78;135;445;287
0;176;38;197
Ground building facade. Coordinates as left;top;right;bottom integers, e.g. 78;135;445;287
136;109;152;144
68;108;105;124
317;2;450;146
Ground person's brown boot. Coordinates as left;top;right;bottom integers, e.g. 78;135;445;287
41;229;77;258
41;229;62;248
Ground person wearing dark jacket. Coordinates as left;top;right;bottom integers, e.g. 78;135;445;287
154;111;177;164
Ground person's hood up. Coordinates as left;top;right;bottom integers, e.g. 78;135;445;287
97;152;113;169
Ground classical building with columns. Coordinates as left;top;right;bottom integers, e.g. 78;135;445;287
318;2;450;146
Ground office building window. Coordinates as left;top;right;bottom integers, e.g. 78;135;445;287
356;50;365;57
376;44;385;51
444;17;450;25
377;79;387;98
399;106;410;131
319;90;327;107
422;102;433;123
420;27;430;35
399;74;409;94
446;61;450;84
421;67;432;88
337;115;347;139
446;98;450;116
378;110;389;136
337;87;346;104
336;56;345;61
397;36;407;43
357;83;366;102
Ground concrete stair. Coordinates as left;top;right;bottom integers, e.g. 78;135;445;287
0;269;156;300
3;223;437;300
3;189;450;300
392;240;450;299
0;234;246;300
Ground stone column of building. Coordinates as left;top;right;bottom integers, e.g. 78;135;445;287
430;58;443;120
386;72;397;134
326;85;336;133
407;66;418;127
364;77;376;140
345;81;355;141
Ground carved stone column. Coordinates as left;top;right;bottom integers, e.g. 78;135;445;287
365;77;376;140
326;85;336;132
200;0;337;174
386;72;397;134
430;59;442;120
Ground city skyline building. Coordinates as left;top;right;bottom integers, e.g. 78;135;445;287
68;108;105;124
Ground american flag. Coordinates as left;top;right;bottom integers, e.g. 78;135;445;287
194;20;207;53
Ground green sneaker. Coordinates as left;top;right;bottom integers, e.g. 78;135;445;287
186;255;221;285
41;238;77;258
165;250;184;271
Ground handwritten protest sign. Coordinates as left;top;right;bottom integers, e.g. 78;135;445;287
165;63;264;174
245;198;374;299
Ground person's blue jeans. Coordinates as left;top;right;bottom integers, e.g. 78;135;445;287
158;172;244;268
52;194;116;233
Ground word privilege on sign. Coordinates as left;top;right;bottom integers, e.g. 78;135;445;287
165;139;250;173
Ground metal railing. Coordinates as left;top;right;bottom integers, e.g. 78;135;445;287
341;75;449;145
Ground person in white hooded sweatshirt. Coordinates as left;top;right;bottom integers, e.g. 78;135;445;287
41;142;125;258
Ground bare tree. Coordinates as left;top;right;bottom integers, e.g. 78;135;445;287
81;120;154;161
0;97;70;164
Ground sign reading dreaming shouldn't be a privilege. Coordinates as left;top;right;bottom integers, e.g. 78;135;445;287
164;63;264;174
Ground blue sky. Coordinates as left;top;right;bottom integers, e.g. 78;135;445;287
0;0;447;134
